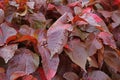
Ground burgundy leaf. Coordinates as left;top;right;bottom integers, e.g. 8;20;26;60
98;32;116;48
0;67;5;80
63;72;79;80
86;33;103;56
47;13;73;57
111;11;120;28
37;30;59;80
80;12;109;32
55;5;73;15
88;70;112;80
104;47;120;72
10;71;26;80
37;46;59;80
19;25;34;36
0;9;4;24
6;48;39;80
64;38;88;71
0;44;18;63
26;1;35;9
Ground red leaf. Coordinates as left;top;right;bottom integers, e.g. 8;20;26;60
63;72;79;80
98;32;116;48
86;33;103;56
88;70;112;80
64;38;88;71
104;47;120;72
22;75;37;80
37;29;59;80
37;67;47;80
0;9;4;24
0;44;18;63
6;48;39;79
37;46;59;80
47;13;73;57
0;23;17;46
15;35;37;45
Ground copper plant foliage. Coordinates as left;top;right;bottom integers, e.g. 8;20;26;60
0;0;120;80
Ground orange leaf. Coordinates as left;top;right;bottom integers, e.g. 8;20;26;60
15;0;28;4
15;35;37;45
6;35;17;44
4;0;9;4
72;15;87;23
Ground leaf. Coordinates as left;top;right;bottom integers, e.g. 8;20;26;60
47;13;73;57
98;32;116;48
63;72;79;80
112;26;120;41
22;75;37;80
87;56;98;68
26;2;35;9
15;35;37;46
27;12;46;29
10;71;26;80
111;10;120;28
5;5;17;22
80;12;109;32
19;25;34;36
6;48;39;80
104;47;120;72
86;33;103;56
37;45;59;80
0;9;4;24
0;23;17;46
37;67;47;80
88;70;112;80
55;5;73;15
64;38;88;71
0;44;18;63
